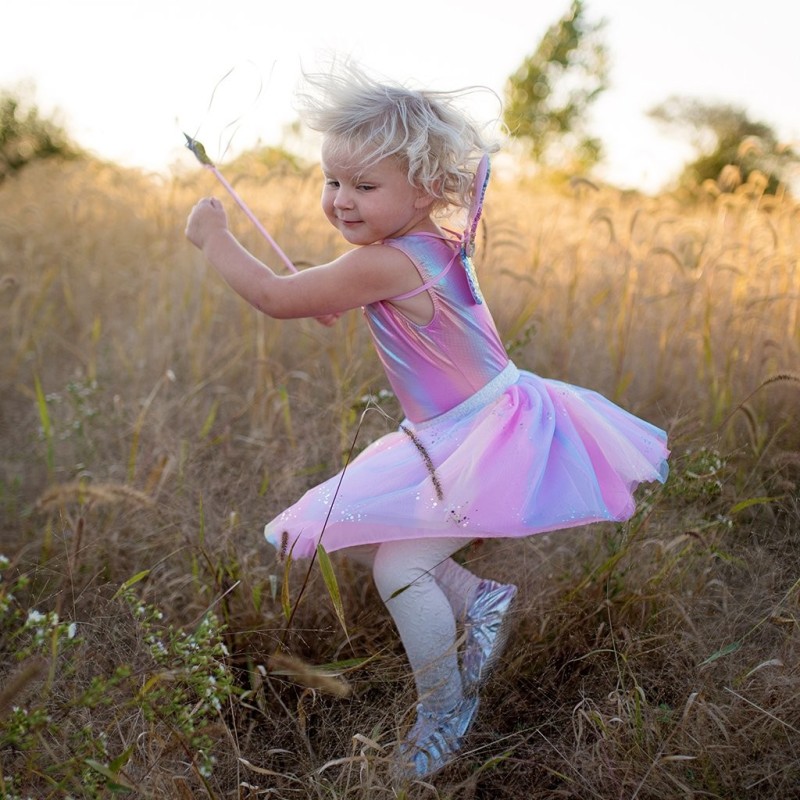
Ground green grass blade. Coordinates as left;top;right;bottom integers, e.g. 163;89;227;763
111;570;151;600
199;398;220;438
728;496;780;515
316;654;379;674
388;582;412;600
698;640;742;667
84;759;135;791
316;543;348;639
281;552;293;622
34;374;54;475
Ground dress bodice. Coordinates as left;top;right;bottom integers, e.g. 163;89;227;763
363;233;509;423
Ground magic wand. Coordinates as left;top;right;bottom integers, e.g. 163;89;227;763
184;133;297;274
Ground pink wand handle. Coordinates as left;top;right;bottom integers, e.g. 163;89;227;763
206;164;298;274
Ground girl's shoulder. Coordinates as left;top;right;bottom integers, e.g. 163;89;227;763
381;231;459;260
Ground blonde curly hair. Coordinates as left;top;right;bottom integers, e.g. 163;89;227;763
295;61;500;212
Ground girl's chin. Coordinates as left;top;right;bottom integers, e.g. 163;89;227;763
340;227;377;245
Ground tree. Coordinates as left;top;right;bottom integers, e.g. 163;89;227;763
648;96;798;194
0;89;81;182
504;0;609;173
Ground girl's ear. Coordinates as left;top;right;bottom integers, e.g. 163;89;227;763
414;175;442;210
414;191;436;210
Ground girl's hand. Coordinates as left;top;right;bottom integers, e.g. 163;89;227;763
185;197;228;250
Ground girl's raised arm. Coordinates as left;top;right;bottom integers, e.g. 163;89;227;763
186;197;424;320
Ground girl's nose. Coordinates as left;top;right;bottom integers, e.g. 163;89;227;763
333;188;353;209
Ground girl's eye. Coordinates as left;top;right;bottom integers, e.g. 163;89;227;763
325;179;340;188
357;184;375;192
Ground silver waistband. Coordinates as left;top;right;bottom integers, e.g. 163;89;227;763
407;361;520;434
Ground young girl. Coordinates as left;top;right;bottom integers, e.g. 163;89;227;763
185;63;669;780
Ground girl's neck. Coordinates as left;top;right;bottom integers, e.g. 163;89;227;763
392;216;443;239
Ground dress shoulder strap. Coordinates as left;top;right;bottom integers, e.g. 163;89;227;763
388;233;461;301
387;155;492;304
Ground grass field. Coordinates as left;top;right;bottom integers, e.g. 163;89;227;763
1;155;798;799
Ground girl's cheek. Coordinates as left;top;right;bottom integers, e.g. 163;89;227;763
321;190;333;214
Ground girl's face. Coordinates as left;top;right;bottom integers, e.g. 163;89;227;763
320;140;435;245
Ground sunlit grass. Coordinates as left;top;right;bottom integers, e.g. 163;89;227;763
0;157;798;797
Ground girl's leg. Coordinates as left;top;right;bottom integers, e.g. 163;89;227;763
434;555;518;693
347;541;518;692
347;544;482;620
433;557;483;622
371;536;467;712
346;537;515;778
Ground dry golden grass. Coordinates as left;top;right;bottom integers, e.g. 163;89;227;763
0;156;798;798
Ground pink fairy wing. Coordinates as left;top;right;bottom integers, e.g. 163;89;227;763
460;154;491;304
465;154;490;255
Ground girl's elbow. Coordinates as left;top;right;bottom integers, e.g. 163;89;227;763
255;277;308;319
254;299;286;319
254;295;305;320
266;306;300;320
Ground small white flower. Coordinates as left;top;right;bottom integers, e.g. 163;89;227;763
67;622;77;639
26;609;45;624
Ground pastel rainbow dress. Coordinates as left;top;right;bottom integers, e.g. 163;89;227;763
264;158;669;559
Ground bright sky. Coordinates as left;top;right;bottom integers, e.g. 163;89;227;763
3;0;798;192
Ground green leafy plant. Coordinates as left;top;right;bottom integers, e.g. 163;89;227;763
0;559;240;797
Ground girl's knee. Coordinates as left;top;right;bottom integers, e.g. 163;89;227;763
372;543;429;603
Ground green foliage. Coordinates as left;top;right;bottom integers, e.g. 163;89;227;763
0;89;82;182
123;591;239;779
649;97;798;193
0;559;240;797
504;0;608;172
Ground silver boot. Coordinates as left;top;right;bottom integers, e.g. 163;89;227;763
462;580;518;694
394;695;480;780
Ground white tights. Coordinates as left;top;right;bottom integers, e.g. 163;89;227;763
347;538;483;712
